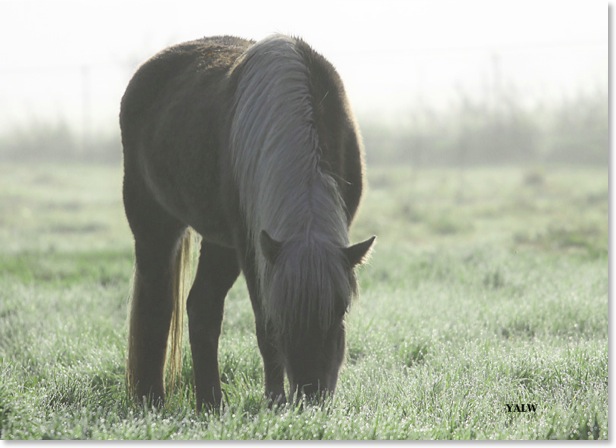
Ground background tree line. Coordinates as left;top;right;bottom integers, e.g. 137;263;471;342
0;83;607;167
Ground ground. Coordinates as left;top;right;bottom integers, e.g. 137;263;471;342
0;162;608;440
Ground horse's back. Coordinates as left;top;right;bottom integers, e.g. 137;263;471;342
121;36;250;135
120;36;252;245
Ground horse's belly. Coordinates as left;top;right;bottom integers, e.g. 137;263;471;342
161;188;234;248
188;208;234;248
141;151;235;248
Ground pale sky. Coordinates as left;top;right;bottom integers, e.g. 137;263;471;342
0;0;607;134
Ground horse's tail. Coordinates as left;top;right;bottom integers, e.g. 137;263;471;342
166;228;194;393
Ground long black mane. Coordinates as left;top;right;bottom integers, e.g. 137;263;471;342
229;35;358;334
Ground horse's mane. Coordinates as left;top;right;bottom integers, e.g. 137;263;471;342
229;34;356;335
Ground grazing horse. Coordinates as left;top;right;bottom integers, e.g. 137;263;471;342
120;34;375;411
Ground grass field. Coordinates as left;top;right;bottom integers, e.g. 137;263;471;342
0;162;608;440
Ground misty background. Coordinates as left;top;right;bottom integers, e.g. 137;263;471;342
0;0;608;167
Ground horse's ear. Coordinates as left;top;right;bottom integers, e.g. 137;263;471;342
260;230;283;264
343;236;376;268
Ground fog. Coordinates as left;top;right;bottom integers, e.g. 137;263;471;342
0;0;607;165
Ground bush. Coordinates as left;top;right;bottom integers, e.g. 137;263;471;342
360;84;608;167
0;121;121;164
544;87;608;165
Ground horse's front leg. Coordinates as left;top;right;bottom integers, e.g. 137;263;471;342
187;241;240;412
241;256;286;406
254;315;286;406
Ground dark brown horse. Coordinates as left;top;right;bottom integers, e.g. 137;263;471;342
120;34;375;411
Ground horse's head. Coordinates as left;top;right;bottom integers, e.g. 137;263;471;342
260;231;375;401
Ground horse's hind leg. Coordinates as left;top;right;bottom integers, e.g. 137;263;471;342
124;174;186;406
187;241;240;412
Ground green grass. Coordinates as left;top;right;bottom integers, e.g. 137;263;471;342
0;162;607;440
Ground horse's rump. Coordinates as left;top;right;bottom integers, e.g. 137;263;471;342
120;36;253;246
